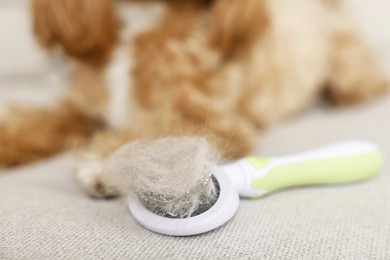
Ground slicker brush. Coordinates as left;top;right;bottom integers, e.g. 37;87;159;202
105;137;383;236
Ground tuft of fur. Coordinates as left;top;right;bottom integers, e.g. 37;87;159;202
105;136;220;218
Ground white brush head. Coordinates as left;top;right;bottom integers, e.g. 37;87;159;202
105;136;221;218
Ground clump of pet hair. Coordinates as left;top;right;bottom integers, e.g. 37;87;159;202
104;136;221;218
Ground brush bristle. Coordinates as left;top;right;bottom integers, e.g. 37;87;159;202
104;136;221;218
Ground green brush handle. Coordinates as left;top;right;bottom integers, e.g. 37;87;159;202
222;141;384;197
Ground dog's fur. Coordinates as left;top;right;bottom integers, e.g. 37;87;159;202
0;0;388;197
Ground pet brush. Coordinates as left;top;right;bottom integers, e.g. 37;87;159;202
105;137;383;236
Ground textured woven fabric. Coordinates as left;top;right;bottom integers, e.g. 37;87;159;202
1;97;389;259
1;1;390;259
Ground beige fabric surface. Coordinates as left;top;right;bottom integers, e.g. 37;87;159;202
1;1;390;259
1;96;390;259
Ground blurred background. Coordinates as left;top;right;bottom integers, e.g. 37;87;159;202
0;0;71;107
1;0;390;106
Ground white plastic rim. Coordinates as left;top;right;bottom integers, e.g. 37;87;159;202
127;167;239;236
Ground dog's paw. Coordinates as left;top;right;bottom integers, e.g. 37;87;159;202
76;154;120;198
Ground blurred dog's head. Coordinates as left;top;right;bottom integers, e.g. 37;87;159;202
32;0;118;65
32;0;267;65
